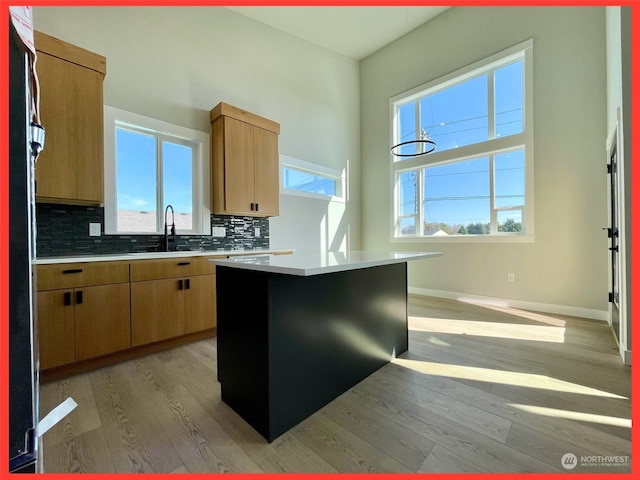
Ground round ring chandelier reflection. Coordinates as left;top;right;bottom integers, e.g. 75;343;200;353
390;128;436;157
390;139;436;157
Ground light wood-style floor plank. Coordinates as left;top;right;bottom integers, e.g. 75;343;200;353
39;295;631;473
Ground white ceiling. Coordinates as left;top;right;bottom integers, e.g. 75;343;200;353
226;6;451;60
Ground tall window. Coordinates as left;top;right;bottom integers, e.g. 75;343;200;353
391;40;533;242
104;107;210;235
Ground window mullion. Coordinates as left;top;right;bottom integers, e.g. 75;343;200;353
488;70;495;140
414;100;421;141
489;155;496;234
157;136;164;234
418;169;425;237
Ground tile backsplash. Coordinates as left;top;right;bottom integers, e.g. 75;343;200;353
36;203;269;257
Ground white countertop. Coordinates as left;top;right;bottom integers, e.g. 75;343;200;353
34;248;294;265
209;250;442;276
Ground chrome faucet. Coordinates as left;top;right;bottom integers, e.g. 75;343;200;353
164;204;176;251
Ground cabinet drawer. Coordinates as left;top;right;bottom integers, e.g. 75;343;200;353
37;261;129;291
130;257;217;281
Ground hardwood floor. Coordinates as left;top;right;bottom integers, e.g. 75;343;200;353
39;295;631;473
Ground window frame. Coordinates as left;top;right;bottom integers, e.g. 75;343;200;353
103;106;211;235
280;154;345;202
389;40;534;243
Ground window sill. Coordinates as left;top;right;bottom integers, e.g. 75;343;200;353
391;234;535;244
281;189;345;203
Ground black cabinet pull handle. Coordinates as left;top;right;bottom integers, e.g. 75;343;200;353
256;203;259;212
76;291;83;305
64;292;71;306
177;262;191;266
178;279;184;290
63;269;83;274
250;203;255;211
186;278;190;290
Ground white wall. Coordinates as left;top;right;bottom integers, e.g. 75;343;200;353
33;6;361;254
270;194;349;255
360;6;608;317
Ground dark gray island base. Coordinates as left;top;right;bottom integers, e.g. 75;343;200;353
212;251;441;442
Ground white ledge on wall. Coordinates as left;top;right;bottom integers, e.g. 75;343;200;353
392;235;535;244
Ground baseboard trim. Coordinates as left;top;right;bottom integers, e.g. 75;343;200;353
408;287;608;322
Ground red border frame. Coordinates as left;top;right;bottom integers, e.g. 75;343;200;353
0;1;636;479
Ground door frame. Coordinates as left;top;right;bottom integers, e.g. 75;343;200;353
605;109;629;364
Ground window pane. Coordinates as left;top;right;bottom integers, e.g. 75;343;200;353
423;158;490;235
398;171;417;215
494;150;525;208
420;75;488;152
395;102;420;158
283;167;336;196
497;210;523;232
399;217;416;235
115;128;157;232
163;141;193;231
495;60;523;138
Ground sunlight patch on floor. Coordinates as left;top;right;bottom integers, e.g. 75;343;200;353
456;297;568;327
508;403;631;428
392;358;628;400
408;316;565;343
426;335;451;347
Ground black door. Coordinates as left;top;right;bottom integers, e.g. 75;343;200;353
607;143;620;342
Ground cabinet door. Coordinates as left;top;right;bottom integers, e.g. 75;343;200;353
38;290;75;370
35;51;104;203
253;127;280;216
223;117;255;214
131;278;185;346
184;274;216;334
74;284;131;361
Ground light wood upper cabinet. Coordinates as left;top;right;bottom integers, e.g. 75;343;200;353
34;31;106;204
253;125;280;216
211;102;280;217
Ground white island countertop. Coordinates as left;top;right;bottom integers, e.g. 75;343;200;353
209;250;442;276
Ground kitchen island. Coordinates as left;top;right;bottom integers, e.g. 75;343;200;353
209;250;441;442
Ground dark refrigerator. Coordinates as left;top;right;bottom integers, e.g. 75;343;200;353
8;16;43;473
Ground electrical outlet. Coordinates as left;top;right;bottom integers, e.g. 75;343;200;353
89;223;101;237
212;226;226;237
507;273;515;282
255;227;261;238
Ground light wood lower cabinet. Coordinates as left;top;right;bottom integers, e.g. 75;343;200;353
75;283;131;361
184;274;217;334
131;273;216;347
37;290;76;370
37;257;219;377
37;283;131;369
